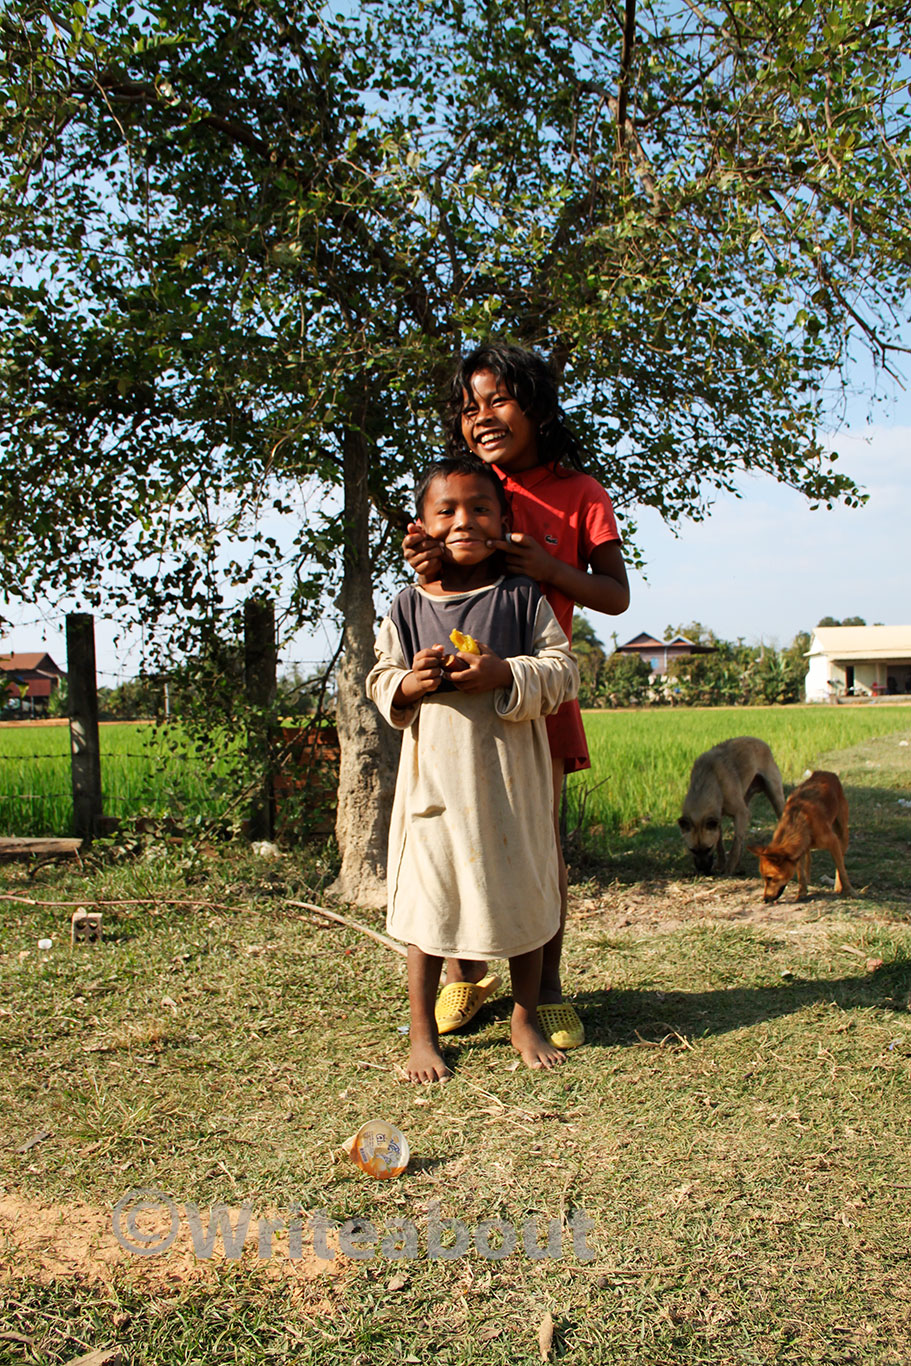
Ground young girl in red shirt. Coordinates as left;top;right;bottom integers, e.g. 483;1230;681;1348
404;343;630;1051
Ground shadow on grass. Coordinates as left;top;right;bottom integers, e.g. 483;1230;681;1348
440;960;911;1048
567;824;684;885
566;817;782;886
574;958;911;1046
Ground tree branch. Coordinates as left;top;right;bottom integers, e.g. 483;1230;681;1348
616;0;637;161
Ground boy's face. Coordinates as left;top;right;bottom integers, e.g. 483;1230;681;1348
460;367;539;472
418;471;506;565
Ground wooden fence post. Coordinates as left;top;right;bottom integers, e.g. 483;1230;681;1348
66;612;103;840
244;597;276;841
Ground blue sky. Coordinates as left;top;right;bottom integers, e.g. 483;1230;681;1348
606;414;911;651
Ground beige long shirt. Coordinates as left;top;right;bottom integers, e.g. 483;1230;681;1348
366;578;579;959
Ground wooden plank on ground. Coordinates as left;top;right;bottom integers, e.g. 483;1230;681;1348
0;837;83;861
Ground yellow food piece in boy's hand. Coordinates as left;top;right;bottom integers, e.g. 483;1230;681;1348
449;628;481;655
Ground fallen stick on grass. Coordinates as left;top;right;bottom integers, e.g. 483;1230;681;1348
286;899;408;957
0;894;225;910
0;890;406;956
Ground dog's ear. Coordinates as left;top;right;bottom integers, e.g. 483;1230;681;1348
747;844;765;857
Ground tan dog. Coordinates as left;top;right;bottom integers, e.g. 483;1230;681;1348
679;737;785;874
750;770;854;902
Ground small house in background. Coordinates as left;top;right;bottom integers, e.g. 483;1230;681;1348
805;626;911;701
1;652;66;718
614;631;715;676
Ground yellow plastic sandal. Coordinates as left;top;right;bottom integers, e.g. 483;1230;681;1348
537;1003;585;1050
435;974;502;1034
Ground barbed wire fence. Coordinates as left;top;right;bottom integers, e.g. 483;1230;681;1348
0;604;341;843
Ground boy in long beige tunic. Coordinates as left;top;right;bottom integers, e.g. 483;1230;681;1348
367;456;579;1081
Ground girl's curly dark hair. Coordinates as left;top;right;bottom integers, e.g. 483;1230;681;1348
443;342;585;471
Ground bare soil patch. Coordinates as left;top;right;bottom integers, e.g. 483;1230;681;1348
570;873;884;936
0;1193;344;1295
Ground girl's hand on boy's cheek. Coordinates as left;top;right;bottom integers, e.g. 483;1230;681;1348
403;522;443;581
449;643;513;694
486;532;554;582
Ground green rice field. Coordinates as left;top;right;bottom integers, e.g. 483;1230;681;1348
566;703;911;846
0;721;243;837
3;704;911;840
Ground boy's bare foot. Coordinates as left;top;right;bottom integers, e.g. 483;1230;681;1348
510;1015;566;1070
407;1039;453;1083
442;958;489;987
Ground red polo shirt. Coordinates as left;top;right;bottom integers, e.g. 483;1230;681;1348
495;464;621;772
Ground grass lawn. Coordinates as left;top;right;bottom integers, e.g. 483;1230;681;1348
567;702;911;847
1;715;910;1363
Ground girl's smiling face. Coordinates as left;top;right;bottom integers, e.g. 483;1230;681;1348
419;470;506;565
460;368;540;472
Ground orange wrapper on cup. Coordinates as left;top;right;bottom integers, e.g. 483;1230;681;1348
343;1120;410;1179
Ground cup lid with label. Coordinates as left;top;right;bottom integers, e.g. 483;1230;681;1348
345;1120;410;1179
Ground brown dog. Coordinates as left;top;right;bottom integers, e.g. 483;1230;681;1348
750;770;854;902
679;737;786;874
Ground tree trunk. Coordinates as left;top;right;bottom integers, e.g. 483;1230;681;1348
328;417;400;908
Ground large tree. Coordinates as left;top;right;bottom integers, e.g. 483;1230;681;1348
2;0;909;900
